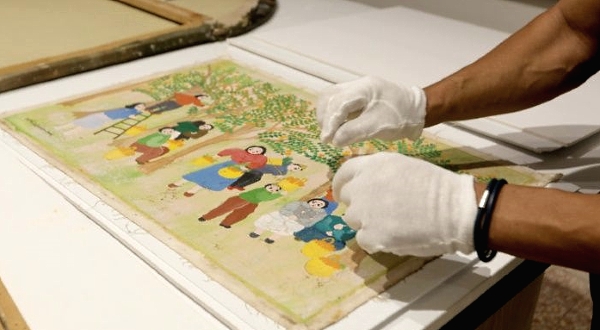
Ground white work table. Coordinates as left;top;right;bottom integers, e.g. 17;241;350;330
1;1;595;329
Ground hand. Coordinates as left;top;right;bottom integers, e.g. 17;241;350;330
333;152;477;257
316;76;426;147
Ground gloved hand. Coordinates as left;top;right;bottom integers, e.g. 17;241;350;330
333;152;477;257
316;76;427;147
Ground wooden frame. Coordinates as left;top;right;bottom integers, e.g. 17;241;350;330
0;277;29;330
0;0;276;93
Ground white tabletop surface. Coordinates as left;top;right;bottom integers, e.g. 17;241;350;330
1;1;597;330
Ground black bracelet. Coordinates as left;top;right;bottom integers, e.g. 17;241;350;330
473;178;507;262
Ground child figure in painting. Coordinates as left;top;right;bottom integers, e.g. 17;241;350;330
293;189;355;249
147;92;211;114
130;127;182;164
294;215;357;250
227;157;304;191
58;102;149;134
172;120;214;140
250;198;329;244
198;183;283;228
104;121;212;162
168;145;268;197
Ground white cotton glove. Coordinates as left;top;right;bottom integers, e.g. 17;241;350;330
333;152;477;257
316;76;426;147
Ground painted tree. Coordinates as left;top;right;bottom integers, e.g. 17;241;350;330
125;59;448;173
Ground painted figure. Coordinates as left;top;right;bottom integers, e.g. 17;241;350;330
168;145;268;196
173;120;214;140
294;215;356;250
147;92;211;114
227;157;304;191
198;183;283;228
130;127;181;164
59;102;149;133
104;120;212;162
250;198;329;244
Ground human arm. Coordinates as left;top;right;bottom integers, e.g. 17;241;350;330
482;182;600;274
319;0;600;274
334;152;600;274
317;0;600;144
425;0;600;125
426;0;600;272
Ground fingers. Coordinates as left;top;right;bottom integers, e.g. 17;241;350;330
332;153;398;232
315;85;340;127
318;95;367;145
331;154;394;255
316;80;369;145
317;76;427;148
331;155;366;202
331;155;372;232
330;115;370;146
354;229;381;254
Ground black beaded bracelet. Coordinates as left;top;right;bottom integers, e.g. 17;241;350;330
473;178;507;262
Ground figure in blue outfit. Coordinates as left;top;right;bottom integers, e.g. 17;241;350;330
168;146;268;197
59;102;148;133
250;198;329;244
293;190;355;250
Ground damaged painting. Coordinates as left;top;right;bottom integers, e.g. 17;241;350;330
0;58;558;329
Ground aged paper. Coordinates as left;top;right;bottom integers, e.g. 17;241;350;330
0;58;557;329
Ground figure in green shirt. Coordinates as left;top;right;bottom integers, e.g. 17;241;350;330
198;183;283;228
129;127;181;164
172;120;214;140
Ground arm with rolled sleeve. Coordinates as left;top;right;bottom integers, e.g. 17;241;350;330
317;0;600;275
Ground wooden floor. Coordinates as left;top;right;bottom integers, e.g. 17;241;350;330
532;266;593;330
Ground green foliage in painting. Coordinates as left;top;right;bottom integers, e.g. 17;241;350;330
258;130;344;170
187;106;200;116
132;60;448;172
395;138;449;167
134;62;318;134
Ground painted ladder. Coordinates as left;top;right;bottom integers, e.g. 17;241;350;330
94;113;152;139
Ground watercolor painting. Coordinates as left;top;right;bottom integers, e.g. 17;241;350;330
0;58;557;329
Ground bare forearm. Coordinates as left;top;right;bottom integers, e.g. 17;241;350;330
424;1;600;126
475;183;600;274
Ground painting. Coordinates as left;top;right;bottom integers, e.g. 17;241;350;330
0;0;275;92
0;58;557;329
